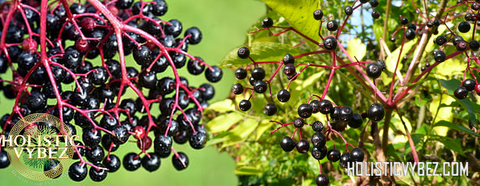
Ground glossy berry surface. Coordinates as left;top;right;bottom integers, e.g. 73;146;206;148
313;9;324;20
405;29;416;40
103;155;121;173
372;11;380;19
312;146;327;160
463;79;476;91
235;68;247;79
0;0;223;180
262;17;273;28
339;152;352;168
237;47;250;59
436;35;447;46
239;100;252;111
318;100;333;114
316;174;329;186
323;36;337;50
350;148;365;162
283;54;295;64
205;66;223;83
312;121;324;132
280;136;296;152
344;6;353;15
296;139;310;153
470;40;480;51
327;149;341;162
252;67;266;80
326;20;338;31
298;104;313;118
232;83;244;94
367;103;385;121
434;50;446;62
254;81;268;93
454;86;468;99
123;153;141;171
0;151;10;168
142;153;161;172
348;113;363;128
68;162;87;182
293;118;305;128
277;89;291;102
172;152;189;171
458;21;471;33
311;132;326;148
339;106;353;122
264;104;277;116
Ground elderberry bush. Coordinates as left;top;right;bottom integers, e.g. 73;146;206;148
212;0;480;185
0;0;222;182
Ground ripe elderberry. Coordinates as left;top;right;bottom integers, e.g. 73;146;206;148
454;86;468;99
327;149;341;162
367;103;385;121
262;17;274;28
237;47;250;59
316;174;330;186
463;79;476;91
326;20;338;31
296;139;310;153
313;10;324;20
298;104;313;118
323;36;337;50
350;148;365;162
232;83;244;94
264;104;277;116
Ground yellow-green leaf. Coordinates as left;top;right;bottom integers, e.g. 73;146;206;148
235;166;263;175
261;0;321;42
206;112;243;133
385;39;417;73
219;42;305;67
429;95;455;136
434;59;465;79
347;38;366;61
206;99;236;113
256;120;274;141
290;71;326;105
222;118;259;147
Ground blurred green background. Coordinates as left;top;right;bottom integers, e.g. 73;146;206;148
0;0;265;185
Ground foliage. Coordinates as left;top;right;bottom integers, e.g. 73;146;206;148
209;0;480;185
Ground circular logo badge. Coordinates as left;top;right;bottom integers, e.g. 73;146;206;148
2;113;77;181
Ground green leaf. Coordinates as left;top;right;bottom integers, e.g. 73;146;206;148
261;0;320;42
434;120;480;137
346;38;366;61
385;39;417;73
432;136;466;156
206;99;236;113
387;144;403;162
290;71;326;105
205;137;227;147
206;112;243;133
439;79;477;124
454;175;469;186
222;118;260;147
434;59;465;78
439;79;460;94
219;42;305;67
429;93;455;136
235;166;263;175
256;120;274;141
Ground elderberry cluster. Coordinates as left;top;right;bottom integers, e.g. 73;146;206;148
0;0;222;182
232;7;388;185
